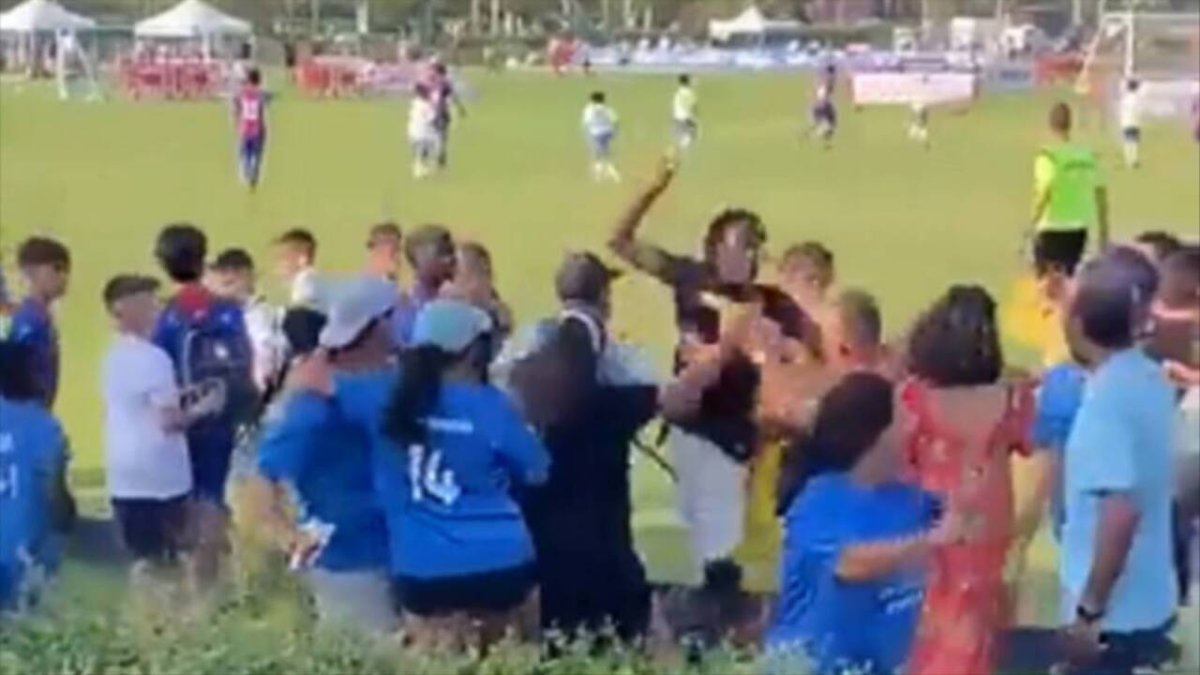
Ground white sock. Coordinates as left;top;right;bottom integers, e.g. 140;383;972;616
1124;142;1139;167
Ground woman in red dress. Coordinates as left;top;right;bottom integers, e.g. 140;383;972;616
900;286;1035;675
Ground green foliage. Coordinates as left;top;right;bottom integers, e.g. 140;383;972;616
0;587;769;675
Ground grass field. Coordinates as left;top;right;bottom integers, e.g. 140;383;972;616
2;70;1198;657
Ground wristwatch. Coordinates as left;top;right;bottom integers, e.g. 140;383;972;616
1075;603;1105;625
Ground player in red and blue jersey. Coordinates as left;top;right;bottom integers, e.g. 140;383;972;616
232;68;269;191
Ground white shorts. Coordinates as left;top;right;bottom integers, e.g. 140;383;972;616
670;428;746;578
307;567;399;635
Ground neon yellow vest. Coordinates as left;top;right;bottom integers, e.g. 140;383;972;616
1038;143;1099;232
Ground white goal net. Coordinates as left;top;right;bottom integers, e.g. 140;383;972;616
1079;7;1200;119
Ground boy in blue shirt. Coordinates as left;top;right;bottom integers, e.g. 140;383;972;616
152;223;253;589
7;237;71;409
0;342;72;612
769;373;956;675
249;278;398;634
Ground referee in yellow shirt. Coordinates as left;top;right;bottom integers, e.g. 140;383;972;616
1029;102;1110;280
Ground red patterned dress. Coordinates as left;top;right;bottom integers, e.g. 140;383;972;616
901;378;1034;675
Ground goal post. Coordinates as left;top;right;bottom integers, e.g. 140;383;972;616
1078;5;1200;120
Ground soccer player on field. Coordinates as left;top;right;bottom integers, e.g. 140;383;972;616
808;85;837;149
673;74;699;151
232;68;269;191
907;100;931;149
582;91;620;182
1118;79;1143;168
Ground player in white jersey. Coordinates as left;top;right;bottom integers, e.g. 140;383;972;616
582;91;620;182
1119;79;1143;169
408;84;438;179
907;99;930;149
673;74;699;151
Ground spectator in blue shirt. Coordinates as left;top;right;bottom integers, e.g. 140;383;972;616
390;225;456;347
1057;254;1179;675
7;237;70;408
289;297;549;648
151;223;253;590
0;341;73;613
385;299;547;646
249;280;398;635
768;373;954;675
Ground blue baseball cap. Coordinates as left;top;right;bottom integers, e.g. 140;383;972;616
412;299;494;353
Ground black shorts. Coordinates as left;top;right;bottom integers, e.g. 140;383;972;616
111;494;191;563
1033;229;1089;277
394;563;535;617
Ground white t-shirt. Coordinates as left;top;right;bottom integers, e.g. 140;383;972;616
102;333;192;499
582;103;617;137
244;295;284;390
1120;90;1142;130
408;97;437;142
673;86;697;122
290;267;328;311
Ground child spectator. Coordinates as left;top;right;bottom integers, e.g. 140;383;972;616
247;278;397;635
152;224;254;589
8;237;70;408
444;241;513;341
391;224;457;346
208;248;285;393
273;228;326;311
365;222;403;282
102;275;218;589
768;372;954;675
0;341;72;613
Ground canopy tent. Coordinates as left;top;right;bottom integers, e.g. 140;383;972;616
708;6;801;42
0;0;95;33
134;0;250;39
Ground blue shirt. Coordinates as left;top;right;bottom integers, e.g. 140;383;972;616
1061;348;1177;632
1033;362;1087;536
7;297;59;408
153;285;251;502
331;370;550;579
257;392;389;572
768;474;937;675
0;398;67;609
389;284;436;348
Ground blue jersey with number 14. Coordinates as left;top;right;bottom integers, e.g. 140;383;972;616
331;370;550;580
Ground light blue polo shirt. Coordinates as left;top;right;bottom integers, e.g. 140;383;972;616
1060;348;1177;632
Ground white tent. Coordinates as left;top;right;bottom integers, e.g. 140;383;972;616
0;0;95;33
708;6;801;42
134;0;250;39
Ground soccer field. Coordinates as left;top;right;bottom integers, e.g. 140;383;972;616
2;71;1198;623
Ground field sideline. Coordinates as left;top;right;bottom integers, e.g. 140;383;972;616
2;71;1198;640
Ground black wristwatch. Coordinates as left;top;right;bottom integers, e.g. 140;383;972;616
1076;603;1105;625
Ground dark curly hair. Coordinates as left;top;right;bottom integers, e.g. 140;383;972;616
906;285;1003;387
702;208;766;267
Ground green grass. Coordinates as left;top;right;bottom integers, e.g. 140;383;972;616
2;71;1198;661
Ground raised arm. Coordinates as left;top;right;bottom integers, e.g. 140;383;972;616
608;156;687;284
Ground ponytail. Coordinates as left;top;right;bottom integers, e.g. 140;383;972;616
384;345;453;447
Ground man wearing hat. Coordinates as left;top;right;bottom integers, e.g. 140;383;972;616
251;276;398;634
494;251;659;389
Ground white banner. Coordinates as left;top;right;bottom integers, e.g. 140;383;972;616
1139;80;1200;119
852;72;977;105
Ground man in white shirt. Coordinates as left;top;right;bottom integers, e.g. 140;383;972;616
272;229;327;311
101;275;220;580
673;74;699;151
409;84;438;179
582;91;620;182
1119;79;1143;169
